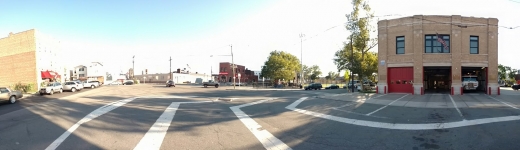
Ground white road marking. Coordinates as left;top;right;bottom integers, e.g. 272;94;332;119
448;94;465;119
488;96;519;109
231;99;292;150
45;97;137;150
286;97;520;130
366;94;408;116
134;101;212;150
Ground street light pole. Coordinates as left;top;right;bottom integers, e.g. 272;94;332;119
169;56;172;81
231;45;236;89
299;33;305;85
132;55;135;79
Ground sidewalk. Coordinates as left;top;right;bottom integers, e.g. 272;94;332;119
225;87;303;91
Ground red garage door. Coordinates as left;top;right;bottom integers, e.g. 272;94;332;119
388;67;413;93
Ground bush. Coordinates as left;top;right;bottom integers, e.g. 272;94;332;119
13;82;35;93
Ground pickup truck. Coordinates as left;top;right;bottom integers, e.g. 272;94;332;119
84;81;100;88
203;80;219;88
0;87;23;104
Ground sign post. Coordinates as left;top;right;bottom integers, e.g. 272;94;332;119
262;77;265;88
238;73;241;87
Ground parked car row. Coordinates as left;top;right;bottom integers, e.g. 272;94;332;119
39;80;102;95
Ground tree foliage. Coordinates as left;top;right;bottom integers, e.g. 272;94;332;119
333;0;378;82
325;71;339;81
498;64;507;80
260;50;301;82
308;65;322;81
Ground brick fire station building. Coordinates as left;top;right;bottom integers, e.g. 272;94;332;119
377;15;499;95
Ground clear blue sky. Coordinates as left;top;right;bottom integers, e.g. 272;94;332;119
2;0;519;76
1;0;276;43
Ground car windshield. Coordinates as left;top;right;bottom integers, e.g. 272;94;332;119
463;77;477;81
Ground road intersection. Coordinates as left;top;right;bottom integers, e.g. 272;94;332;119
1;85;519;150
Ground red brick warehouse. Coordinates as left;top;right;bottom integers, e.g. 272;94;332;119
218;62;258;83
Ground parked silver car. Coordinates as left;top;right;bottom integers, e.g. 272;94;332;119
0;87;23;104
63;81;82;92
40;82;63;95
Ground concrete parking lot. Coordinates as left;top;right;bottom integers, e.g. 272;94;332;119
0;84;519;150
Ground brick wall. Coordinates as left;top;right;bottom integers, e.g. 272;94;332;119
378;15;499;94
0;29;37;88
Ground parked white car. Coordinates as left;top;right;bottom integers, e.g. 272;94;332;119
63;81;82;92
73;81;84;90
40;82;63;95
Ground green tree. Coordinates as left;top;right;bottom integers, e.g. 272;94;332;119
299;65;312;81
498;64;507;80
260;50;301;82
308;65;322;81
325;71;339;81
334;0;377;82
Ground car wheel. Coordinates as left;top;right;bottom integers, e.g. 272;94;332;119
50;90;54;95
91;85;95;88
40;93;44;96
9;96;16;104
71;88;76;92
215;84;219;88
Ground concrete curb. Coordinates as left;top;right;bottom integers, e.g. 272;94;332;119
225;88;303;91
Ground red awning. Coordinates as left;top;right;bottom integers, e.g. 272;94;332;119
41;71;52;79
49;71;60;79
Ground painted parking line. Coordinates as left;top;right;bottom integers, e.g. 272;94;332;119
366;94;408;116
448;94;465;120
286;97;520;130
134;101;212;150
231;99;292;150
45;97;137;150
488;96;519;109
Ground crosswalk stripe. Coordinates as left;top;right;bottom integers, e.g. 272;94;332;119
45;97;137;150
134;101;212;150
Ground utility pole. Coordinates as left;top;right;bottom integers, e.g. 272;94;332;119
299;33;305;85
132;55;135;79
169;56;172;81
231;44;236;89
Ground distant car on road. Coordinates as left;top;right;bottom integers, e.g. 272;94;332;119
325;84;340;89
202;80;219;88
0;87;23;104
512;84;520;91
123;80;134;85
166;80;175;87
305;83;323;90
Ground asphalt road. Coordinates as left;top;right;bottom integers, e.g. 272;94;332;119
1;85;519;150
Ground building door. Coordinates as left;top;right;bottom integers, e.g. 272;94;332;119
388;67;414;93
